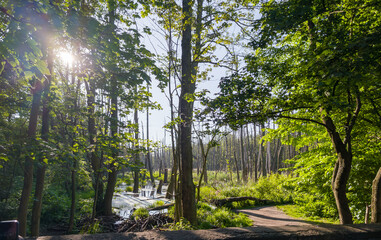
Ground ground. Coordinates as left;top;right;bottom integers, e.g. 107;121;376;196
238;206;311;227
35;206;381;240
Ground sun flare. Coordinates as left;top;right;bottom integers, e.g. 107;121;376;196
58;51;75;66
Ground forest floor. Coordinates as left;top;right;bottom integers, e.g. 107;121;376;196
36;206;381;240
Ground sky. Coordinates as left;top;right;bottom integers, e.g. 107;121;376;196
135;5;255;146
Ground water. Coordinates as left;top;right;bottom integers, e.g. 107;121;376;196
112;182;171;220
139;182;156;198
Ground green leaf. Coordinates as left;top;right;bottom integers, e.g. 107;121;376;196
36;59;50;75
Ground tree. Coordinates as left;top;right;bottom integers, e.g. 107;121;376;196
0;1;59;235
179;0;197;224
211;0;381;224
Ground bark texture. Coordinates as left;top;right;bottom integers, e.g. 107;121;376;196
322;116;353;224
30;48;52;236
179;0;196;224
371;167;381;223
18;80;43;237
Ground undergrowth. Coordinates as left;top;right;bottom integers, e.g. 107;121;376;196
199;173;293;209
167;202;252;230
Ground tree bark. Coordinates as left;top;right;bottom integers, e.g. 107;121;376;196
86;77;103;218
259;124;266;177
103;0;118;216
18;80;43;237
253;124;258;181
68;161;76;232
322;116;353;224
30;50;52;236
371;167;381;223
179;0;196;224
146;84;155;186
103;76;118;216
133;106;140;193
196;138;207;203
240;126;248;182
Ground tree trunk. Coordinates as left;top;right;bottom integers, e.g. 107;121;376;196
323;116;353;224
371;167;381;223
240;126;248;182
179;0;196;225
164;168;168;184
103;1;118;217
30;86;49;236
103;80;118;215
253;124;258;181
196;138;207;203
133;107;140;193
18;80;43;237
234;151;240;182
68;162;76;232
86;76;103;218
30;48;52;237
259;124;266;177
146;85;155;186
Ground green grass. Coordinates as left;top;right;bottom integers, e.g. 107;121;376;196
198;173;293;209
278;204;339;224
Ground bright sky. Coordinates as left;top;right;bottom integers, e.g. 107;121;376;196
136;6;256;146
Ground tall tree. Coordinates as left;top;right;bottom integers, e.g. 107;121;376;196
179;0;197;224
212;0;381;224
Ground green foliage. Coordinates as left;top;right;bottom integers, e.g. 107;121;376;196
41;188;71;225
80;220;102;234
252;174;293;203
197;202;252;228
279;205;339;224
148;200;165;209
166;218;194;231
132;208;149;220
200;174;293;207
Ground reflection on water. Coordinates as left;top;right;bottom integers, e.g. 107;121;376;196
139;182;156;198
113;182;171;219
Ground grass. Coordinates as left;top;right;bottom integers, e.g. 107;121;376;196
278;204;339;224
198;173;293;209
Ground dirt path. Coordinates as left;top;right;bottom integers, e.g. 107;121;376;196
238;206;311;226
36;206;381;239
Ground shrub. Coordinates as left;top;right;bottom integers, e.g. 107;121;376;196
197;202;251;229
132;207;149;220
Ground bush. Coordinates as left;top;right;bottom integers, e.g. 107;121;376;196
197;202;251;229
199;173;293;208
148;200;165;208
132;208;149;220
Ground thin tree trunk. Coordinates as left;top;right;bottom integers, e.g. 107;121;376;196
68;160;76;232
31;51;53;236
253;124;258;181
18;80;43;237
103;77;118;216
133;107;140;193
240;126;248;182
234;151;240;182
371;167;381;223
258;124;266;177
146;84;155;186
103;1;118;216
196;139;207;203
86;75;103;218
